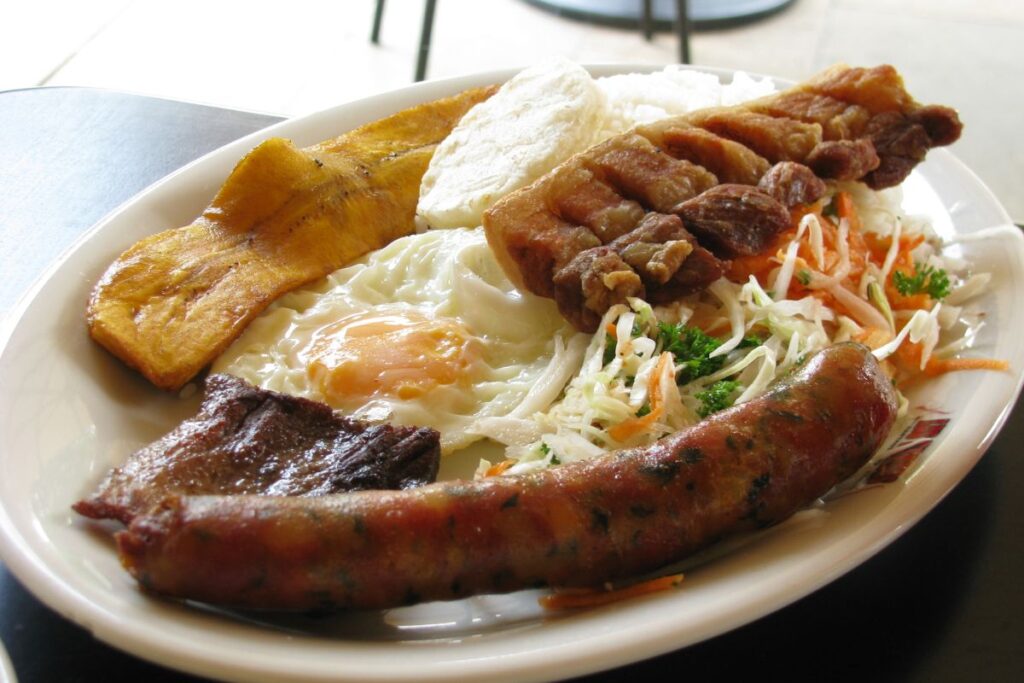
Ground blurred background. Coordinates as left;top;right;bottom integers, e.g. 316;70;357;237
1;0;1021;218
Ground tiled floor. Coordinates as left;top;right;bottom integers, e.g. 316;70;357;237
2;0;1022;218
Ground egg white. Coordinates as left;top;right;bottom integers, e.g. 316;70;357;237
212;227;586;454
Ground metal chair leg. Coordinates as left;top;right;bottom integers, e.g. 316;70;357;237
370;0;385;44
641;0;653;41
415;0;438;82
675;0;691;64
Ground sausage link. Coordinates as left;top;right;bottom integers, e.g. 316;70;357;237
117;342;897;610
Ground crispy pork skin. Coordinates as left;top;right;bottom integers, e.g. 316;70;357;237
756;161;828;208
674;185;791;257
484;64;962;332
551;212;723;330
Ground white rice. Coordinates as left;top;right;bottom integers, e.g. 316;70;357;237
595;66;777;140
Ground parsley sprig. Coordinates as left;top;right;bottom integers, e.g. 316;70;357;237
696;380;740;417
657;323;725;383
893;262;950;300
657;323;762;385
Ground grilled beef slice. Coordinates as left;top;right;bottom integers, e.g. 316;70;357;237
73;374;441;524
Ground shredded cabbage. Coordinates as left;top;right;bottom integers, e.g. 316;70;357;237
477;187;994;478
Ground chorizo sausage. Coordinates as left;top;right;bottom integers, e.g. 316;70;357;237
117;342;897;610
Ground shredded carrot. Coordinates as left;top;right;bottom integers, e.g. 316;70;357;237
605;322;617;338
889;340;1008;382
862;232;891;264
727;241;788;282
889;291;932;311
725;192;1008;386
835;191;862;233
804;209;867;283
790;202;821;226
854;327;892;350
607;353;670;442
893;339;925;372
871;232;930;310
845;222;869;280
885;252;923;303
866;232;924;269
726;206;815;283
900;233;926;255
483;459;517;477
924;357;1010;376
539;573;684;610
730;199;870;289
893;236;925;271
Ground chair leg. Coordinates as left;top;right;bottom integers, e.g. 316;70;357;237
641;0;653;41
675;0;691;64
370;0;385;44
415;0;438;82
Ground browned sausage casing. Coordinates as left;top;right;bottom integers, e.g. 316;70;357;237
117;342;897;610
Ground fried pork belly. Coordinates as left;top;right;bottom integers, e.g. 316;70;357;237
73;374;441;525
483;64;961;331
647;123;770;186
745;64;961;187
553;213;724;330
756;161;828;210
88;86;496;391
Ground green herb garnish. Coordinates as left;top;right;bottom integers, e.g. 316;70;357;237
796;269;811;286
635;403;652;417
892;262;950;300
539;442;560;465
657;323;725;383
696;380;740;418
602;333;616;366
739;335;763;349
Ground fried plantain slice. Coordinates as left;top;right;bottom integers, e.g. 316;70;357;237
87;85;497;391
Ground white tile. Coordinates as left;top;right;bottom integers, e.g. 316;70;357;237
20;0;1024;219
832;0;1024;26
46;0;376;113
0;0;131;90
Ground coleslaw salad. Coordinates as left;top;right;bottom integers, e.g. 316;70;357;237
478;183;1008;476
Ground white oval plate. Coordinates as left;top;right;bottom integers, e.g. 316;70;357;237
1;66;1023;683
0;637;15;683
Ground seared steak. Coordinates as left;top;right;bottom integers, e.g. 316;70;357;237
74;374;441;524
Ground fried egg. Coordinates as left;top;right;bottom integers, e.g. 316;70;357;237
212;227;586;453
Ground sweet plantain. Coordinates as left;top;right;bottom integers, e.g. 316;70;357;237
87;85;497;391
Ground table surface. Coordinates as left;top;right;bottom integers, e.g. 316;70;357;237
0;86;1021;683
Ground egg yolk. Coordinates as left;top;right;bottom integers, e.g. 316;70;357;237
304;310;483;406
